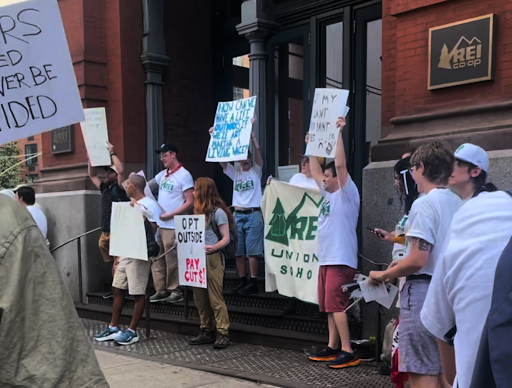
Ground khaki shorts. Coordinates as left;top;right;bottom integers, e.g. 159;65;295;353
99;232;114;262
112;258;150;295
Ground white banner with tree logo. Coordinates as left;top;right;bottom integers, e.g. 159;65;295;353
261;180;324;304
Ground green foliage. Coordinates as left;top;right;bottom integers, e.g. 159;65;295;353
0;142;26;189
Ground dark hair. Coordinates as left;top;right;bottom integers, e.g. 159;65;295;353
16;186;36;205
394;157;420;214
455;159;498;195
410;141;454;185
324;161;337;177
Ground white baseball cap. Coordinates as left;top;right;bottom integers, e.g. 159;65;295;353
454;143;489;172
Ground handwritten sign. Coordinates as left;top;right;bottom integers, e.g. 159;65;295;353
80;107;110;166
110;203;148;261
206;96;257;162
175;215;207;289
0;0;84;145
307;89;349;158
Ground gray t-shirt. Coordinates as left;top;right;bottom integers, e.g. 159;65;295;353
205;208;228;246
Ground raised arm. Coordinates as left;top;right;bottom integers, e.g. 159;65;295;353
87;157;101;190
335;117;349;188
107;142;125;186
251;131;263;167
309;156;324;189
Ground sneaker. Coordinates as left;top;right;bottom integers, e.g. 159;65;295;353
114;329;139;345
95;326;121;342
327;350;361;369
225;277;247;295
213;334;229;349
189;329;216;345
238;278;259;295
164;292;184;304
150;292;169;303
308;346;340;362
102;293;113;299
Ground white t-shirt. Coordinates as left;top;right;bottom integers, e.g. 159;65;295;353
289;173;319;191
405;188;461;276
155;167;194;229
224;163;262;208
137;196;162;242
421;191;512;388
27;205;47;239
317;175;360;268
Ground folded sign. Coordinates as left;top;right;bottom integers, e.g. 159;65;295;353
0;0;84;145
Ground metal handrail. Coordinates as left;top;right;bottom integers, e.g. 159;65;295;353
50;227;102;253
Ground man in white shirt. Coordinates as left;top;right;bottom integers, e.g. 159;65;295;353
95;174;162;345
421;191;512;388
15;186;48;240
370;141;462;388
289;154;324;190
148;143;194;304
209;124;264;295
306;117;361;369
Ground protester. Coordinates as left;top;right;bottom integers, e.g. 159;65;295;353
14;185;48;241
209;124;264;295
88;141;128;277
95;174;161;345
306;117;361;369
147;143;194;303
189;177;232;349
369;141;462;388
0;195;109;387
421;190;512;388
449;143;497;200
289;154;325;190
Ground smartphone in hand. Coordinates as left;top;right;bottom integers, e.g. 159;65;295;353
367;227;385;239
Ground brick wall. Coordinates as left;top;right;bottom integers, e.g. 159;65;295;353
382;0;512;137
162;1;215;181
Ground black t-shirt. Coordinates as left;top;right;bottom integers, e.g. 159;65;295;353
100;182;130;232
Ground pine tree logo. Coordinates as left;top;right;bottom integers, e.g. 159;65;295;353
265;193;324;247
438;44;452;69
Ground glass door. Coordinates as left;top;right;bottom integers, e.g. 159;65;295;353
266;26;310;179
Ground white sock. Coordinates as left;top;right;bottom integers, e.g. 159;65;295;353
109;325;118;330
127;328;136;334
251;276;258;279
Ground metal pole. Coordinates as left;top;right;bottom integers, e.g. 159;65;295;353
77;236;84;305
375;264;383;362
145;263;152;338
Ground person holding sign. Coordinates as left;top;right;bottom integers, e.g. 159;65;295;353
188;177;232;349
148;143;194;304
306;117;362;369
209;123;264;295
88;142;129;278
95;174;161;345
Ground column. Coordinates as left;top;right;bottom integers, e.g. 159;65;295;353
236;0;279;169
141;0;169;178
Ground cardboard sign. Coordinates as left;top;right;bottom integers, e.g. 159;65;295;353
307;89;349;158
80;107;110;166
175;215;207;289
0;0;84;145
261;180;324;304
206;96;257;162
110;202;148;261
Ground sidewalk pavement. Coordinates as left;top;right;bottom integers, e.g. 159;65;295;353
96;350;278;388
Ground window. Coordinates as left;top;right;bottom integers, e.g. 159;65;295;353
25;144;38;166
232;54;250;100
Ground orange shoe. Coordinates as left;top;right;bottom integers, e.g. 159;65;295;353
327;350;361;368
308;347;340;362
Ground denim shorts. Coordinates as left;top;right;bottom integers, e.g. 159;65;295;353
235;210;264;257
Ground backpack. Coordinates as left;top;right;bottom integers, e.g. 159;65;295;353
144;217;160;258
210;207;238;259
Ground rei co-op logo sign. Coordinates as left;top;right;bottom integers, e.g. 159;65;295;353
428;14;495;90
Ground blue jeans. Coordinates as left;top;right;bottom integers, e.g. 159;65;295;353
235;210;264;257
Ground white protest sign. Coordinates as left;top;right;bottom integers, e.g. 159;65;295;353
261;180;324;304
0;0;84;145
110;202;148;261
307;89;349;158
175;215;207;289
206;96;257;162
80;107;110;166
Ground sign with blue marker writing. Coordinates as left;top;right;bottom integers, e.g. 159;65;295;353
307;89;349;158
0;0;84;145
206;96;257;162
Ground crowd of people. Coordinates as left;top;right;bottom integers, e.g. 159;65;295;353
2;114;510;387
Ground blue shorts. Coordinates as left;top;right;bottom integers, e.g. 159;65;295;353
235;210;264;257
